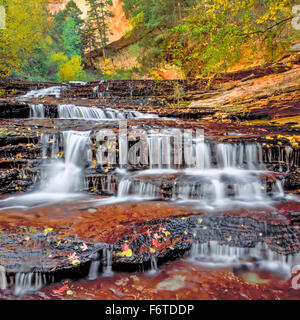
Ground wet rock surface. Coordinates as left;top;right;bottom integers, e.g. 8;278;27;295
0;57;299;299
0;201;299;278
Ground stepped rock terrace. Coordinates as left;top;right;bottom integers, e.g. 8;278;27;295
0;61;299;299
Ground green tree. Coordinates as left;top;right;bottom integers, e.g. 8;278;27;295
163;0;298;77
85;0;114;59
0;0;50;77
122;0;298;77
82;18;98;64
18;0;87;81
62;16;82;58
122;0;195;71
54;0;85;55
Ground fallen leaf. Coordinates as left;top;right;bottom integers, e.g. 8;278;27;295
52;285;68;294
80;243;88;251
68;252;79;261
152;239;161;247
72;259;80;266
121;243;130;252
44;228;53;236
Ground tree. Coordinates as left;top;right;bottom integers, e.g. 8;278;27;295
57;55;85;82
62;16;82;58
82;18;98;64
0;0;50;77
122;0;298;77
16;0;87;82
54;0;85;55
163;0;298;77
85;0;114;59
121;0;195;71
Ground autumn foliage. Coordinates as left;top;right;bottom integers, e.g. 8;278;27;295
0;0;50;77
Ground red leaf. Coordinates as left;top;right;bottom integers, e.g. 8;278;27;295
52;284;68;294
121;243;130;252
152;239;161;247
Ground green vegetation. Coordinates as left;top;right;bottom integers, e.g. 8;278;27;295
85;0;114;59
123;0;299;77
0;0;298;81
0;0;112;82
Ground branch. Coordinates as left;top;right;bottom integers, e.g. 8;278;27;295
241;16;294;37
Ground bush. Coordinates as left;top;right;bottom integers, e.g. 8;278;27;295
57;55;85;82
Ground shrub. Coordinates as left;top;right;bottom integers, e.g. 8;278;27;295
57;55;85;82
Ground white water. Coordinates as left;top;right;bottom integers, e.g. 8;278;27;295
102;247;114;277
29;104;45;119
88;255;101;281
58;104;150;120
0;266;7;290
0;131;90;209
188;241;300;279
41;131;90;193
4;82;297;293
112;138;286;208
28;102;157;120
149;256;158;275
13;272;44;296
19;86;66;100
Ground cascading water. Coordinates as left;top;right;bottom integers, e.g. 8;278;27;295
0;266;7;290
113;137;286;208
102;247;114;277
40;131;90;193
0;130;91;209
4;82;298;284
27;102;157;120
188;241;300;279
29;104;45;119
18;86;67;100
13;272;44;296
149;256;158;275
88;253;101;281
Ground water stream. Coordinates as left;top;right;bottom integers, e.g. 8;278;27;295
0;83;299;296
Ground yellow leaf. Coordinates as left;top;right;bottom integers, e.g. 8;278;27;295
72;259;80;266
44;228;53;236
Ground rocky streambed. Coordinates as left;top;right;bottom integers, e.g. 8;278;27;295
0;57;299;299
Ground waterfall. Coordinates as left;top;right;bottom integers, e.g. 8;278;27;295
26;102;157;120
113;168;283;208
102;247;113;277
13;272;44;296
19;86;66;100
149;256;158;274
41;131;90;193
0;266;7;290
29;104;45;119
58;104;125;120
216;143;265;169
88;258;100;281
99;135;290;208
189;241;299;278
